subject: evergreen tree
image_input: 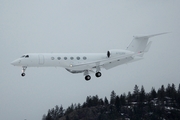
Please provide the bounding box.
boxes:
[110,90,116,104]
[166,83,171,97]
[120,94,126,106]
[86,96,92,107]
[42,114,46,120]
[171,83,176,99]
[46,110,52,120]
[82,102,87,108]
[157,85,165,101]
[70,103,74,110]
[99,98,104,105]
[134,85,139,95]
[178,84,180,94]
[65,104,74,115]
[177,84,180,107]
[74,103,77,110]
[139,85,145,103]
[115,96,120,111]
[54,105,59,120]
[66,115,70,120]
[50,108,55,120]
[104,97,109,105]
[151,87,157,99]
[92,95,99,106]
[59,105,64,118]
[77,103,81,109]
[127,91,132,104]
[133,85,139,101]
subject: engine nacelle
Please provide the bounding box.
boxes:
[107,49,126,58]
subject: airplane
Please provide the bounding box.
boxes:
[11,33,168,81]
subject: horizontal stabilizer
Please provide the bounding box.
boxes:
[133,32,169,39]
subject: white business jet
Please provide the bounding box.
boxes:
[11,33,167,81]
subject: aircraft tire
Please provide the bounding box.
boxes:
[85,75,91,81]
[21,73,25,77]
[95,72,101,77]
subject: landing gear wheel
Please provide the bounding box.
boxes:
[85,75,91,81]
[95,72,102,77]
[21,73,25,77]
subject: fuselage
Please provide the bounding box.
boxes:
[11,50,133,71]
[12,53,105,67]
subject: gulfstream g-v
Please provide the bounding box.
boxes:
[11,33,167,81]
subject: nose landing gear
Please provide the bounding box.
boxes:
[21,66,27,77]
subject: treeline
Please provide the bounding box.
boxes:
[42,83,180,120]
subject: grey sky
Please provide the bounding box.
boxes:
[1,1,180,120]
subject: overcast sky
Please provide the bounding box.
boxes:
[1,1,180,120]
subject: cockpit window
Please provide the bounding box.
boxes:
[25,55,29,58]
[21,55,29,58]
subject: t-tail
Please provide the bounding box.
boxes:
[126,32,168,57]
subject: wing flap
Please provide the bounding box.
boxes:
[102,57,133,70]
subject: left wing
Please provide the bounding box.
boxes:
[67,52,142,71]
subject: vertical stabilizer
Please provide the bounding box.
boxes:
[144,41,152,52]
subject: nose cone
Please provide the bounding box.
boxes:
[11,59,21,66]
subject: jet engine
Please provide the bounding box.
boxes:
[107,49,125,58]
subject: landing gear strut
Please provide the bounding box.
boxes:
[21,66,27,77]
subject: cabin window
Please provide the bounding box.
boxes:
[70,57,74,60]
[83,56,87,60]
[76,56,80,60]
[51,57,54,60]
[64,57,67,60]
[57,57,61,60]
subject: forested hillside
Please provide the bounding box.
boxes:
[42,83,180,120]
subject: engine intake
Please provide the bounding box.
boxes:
[107,51,110,58]
[107,49,126,58]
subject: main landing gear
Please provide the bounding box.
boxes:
[84,65,102,81]
[21,66,27,77]
[84,72,102,81]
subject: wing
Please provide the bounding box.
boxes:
[67,52,143,71]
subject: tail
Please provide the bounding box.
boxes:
[126,32,168,56]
